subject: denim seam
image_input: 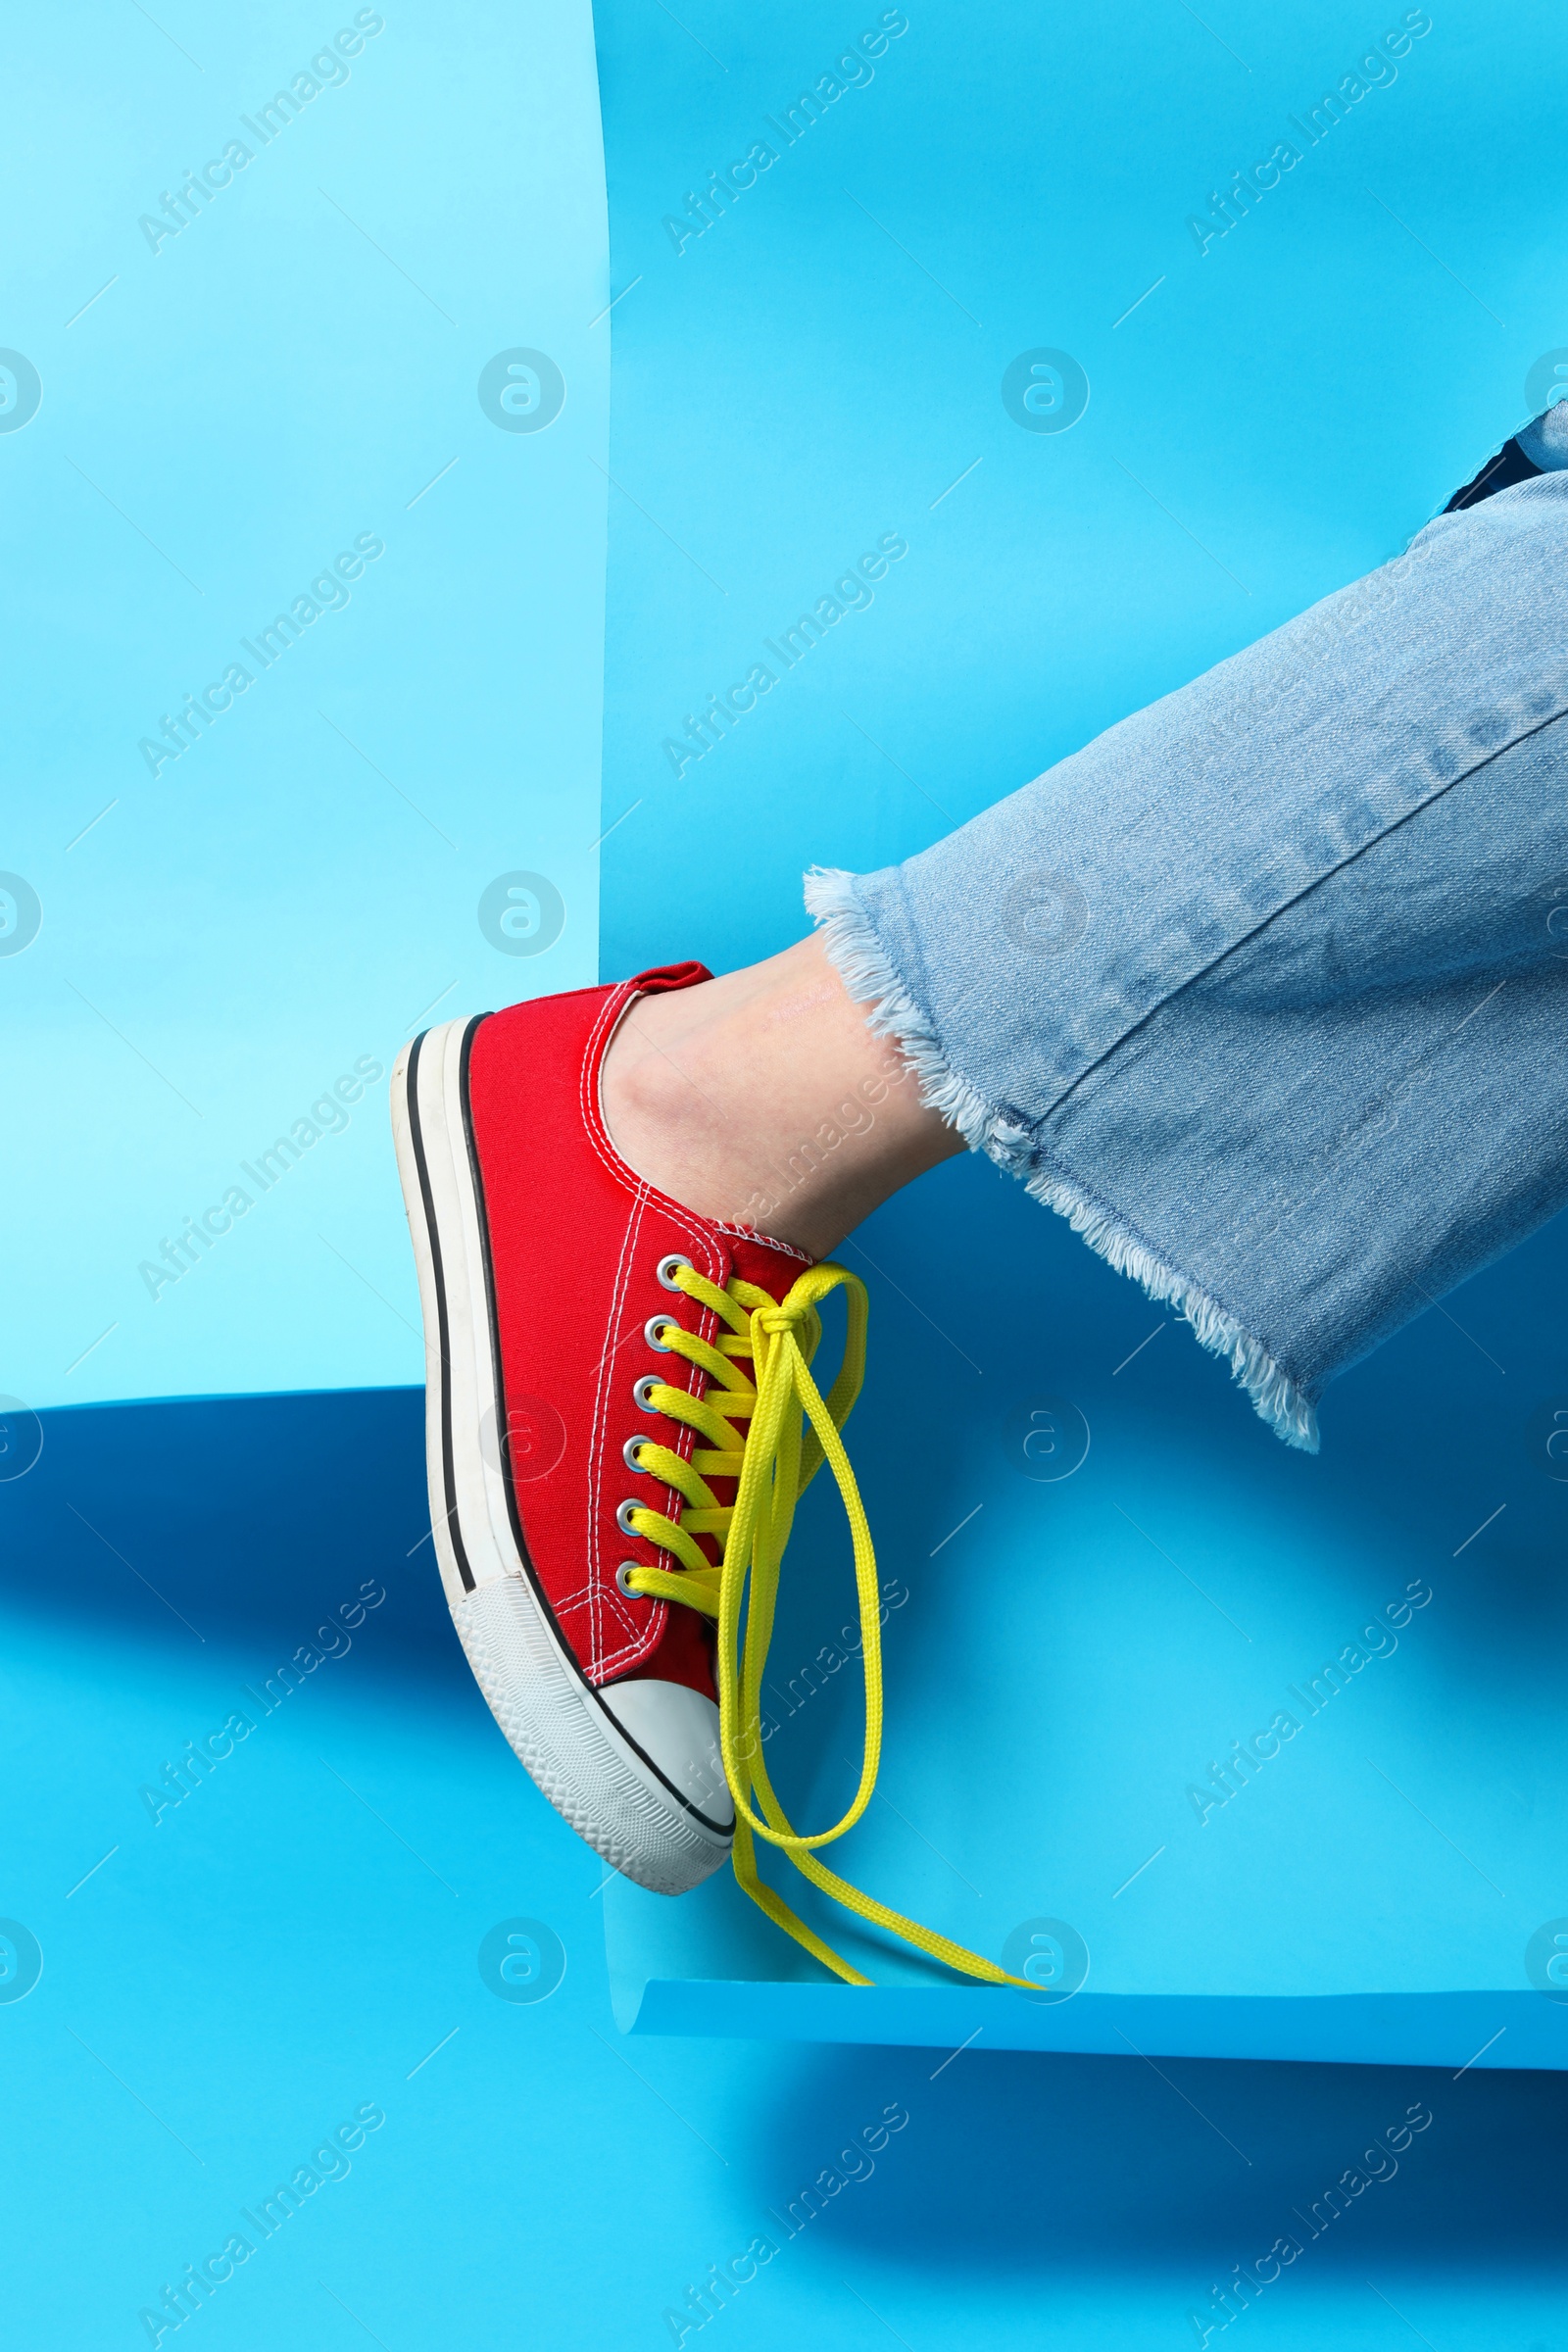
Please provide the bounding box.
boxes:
[1035,691,1568,1126]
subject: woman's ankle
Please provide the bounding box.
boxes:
[600,935,963,1256]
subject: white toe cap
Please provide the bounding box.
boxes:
[596,1679,735,1835]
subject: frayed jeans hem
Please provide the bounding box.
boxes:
[805,863,1320,1452]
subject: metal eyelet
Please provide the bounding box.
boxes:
[644,1314,677,1352]
[615,1497,644,1537]
[657,1252,694,1292]
[615,1561,647,1599]
[623,1435,649,1473]
[632,1373,662,1411]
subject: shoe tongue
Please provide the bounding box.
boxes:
[727,1228,813,1300]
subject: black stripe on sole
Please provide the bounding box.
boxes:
[408,1015,732,1844]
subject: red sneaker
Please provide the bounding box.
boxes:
[390,964,811,1894]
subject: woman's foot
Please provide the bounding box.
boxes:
[389,946,1015,1995]
[392,962,799,1895]
[390,946,953,1896]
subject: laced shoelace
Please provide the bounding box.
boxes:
[622,1259,1021,1988]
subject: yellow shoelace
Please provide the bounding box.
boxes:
[623,1261,1019,1988]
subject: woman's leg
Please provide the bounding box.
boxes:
[390,410,1568,1936]
[601,934,960,1257]
[606,398,1568,1268]
[615,446,1568,1451]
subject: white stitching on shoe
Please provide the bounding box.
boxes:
[709,1216,812,1260]
[579,986,647,1677]
[588,1185,644,1668]
[576,979,730,1682]
[571,979,812,1680]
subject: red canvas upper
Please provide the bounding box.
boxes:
[464,964,812,1696]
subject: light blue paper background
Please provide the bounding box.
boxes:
[1,0,606,1409]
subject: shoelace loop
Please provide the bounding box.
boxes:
[622,1261,1021,1991]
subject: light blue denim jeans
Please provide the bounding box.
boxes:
[808,456,1568,1449]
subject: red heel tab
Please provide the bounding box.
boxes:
[629,961,712,996]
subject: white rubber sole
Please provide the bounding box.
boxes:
[390,1018,733,1897]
